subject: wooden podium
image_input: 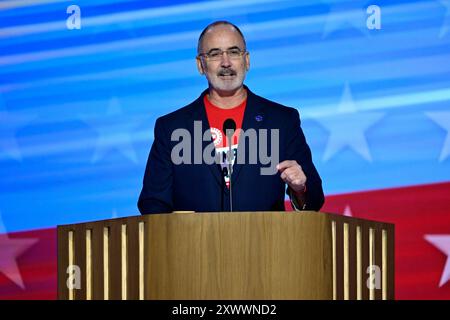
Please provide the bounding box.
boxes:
[57,212,394,300]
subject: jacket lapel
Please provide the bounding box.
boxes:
[188,90,223,186]
[231,88,265,185]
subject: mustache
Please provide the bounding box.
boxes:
[217,68,237,76]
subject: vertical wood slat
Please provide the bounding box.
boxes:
[343,223,349,300]
[126,219,140,300]
[66,230,75,300]
[91,224,104,300]
[57,228,69,300]
[86,229,92,300]
[387,226,395,300]
[139,222,145,300]
[361,225,370,300]
[73,225,87,300]
[348,222,357,300]
[332,221,336,300]
[68,230,74,300]
[356,225,362,300]
[382,229,388,300]
[103,227,109,300]
[374,227,383,300]
[121,224,127,300]
[369,228,375,300]
[109,223,122,300]
[335,220,344,300]
[145,219,153,300]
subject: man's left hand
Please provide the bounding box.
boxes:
[276,160,307,193]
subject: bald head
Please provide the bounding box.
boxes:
[197,21,246,54]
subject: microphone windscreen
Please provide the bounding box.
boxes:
[223,118,236,137]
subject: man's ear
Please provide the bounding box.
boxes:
[196,57,205,75]
[245,52,250,71]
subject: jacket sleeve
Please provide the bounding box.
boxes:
[138,117,174,214]
[285,108,325,211]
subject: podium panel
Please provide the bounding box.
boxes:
[57,212,394,300]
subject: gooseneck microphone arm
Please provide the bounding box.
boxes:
[223,118,236,212]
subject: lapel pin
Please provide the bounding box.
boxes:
[255,115,263,122]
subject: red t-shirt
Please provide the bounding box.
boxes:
[204,95,247,187]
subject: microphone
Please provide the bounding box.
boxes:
[223,118,236,212]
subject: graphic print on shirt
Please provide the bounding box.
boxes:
[211,128,238,188]
[204,95,247,188]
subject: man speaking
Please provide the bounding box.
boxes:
[138,21,324,214]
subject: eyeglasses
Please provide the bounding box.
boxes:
[198,48,247,61]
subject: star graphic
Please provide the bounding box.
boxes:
[322,0,371,38]
[343,205,353,217]
[81,97,139,164]
[0,212,39,289]
[0,93,34,161]
[427,111,450,162]
[315,83,385,162]
[424,234,450,287]
[439,0,450,38]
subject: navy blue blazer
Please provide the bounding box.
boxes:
[138,87,324,214]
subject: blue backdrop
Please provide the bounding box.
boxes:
[1,0,450,232]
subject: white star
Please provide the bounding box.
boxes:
[424,234,450,287]
[322,0,370,38]
[343,205,353,217]
[0,93,34,161]
[426,111,450,162]
[82,97,138,164]
[439,0,450,38]
[0,212,39,289]
[316,83,385,162]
